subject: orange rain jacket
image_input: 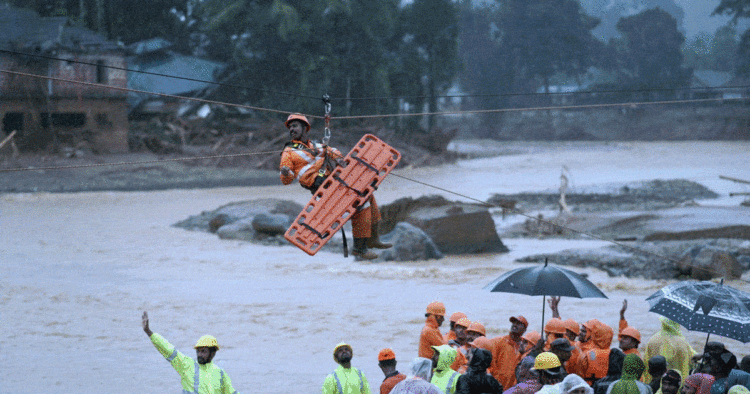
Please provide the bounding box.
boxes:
[618,318,642,358]
[492,335,525,390]
[579,321,614,385]
[419,315,446,359]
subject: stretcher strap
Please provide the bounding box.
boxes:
[332,174,367,197]
[352,155,378,173]
[301,222,326,239]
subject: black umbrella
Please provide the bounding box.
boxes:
[484,259,608,332]
[646,279,750,343]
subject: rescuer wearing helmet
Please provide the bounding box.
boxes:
[532,352,566,392]
[419,301,447,359]
[279,113,391,260]
[322,342,372,394]
[141,311,239,394]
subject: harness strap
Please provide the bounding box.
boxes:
[332,369,365,394]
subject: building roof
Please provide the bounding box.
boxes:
[0,4,120,52]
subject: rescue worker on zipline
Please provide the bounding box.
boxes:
[141,311,239,394]
[279,113,391,260]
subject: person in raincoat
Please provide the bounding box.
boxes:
[141,311,239,394]
[390,357,442,394]
[279,113,391,260]
[579,321,614,385]
[593,348,626,394]
[606,354,652,394]
[323,343,372,394]
[644,318,696,385]
[445,312,468,343]
[683,374,715,394]
[431,345,461,394]
[563,374,594,394]
[419,301,447,359]
[456,348,504,394]
[378,348,406,394]
[491,315,529,390]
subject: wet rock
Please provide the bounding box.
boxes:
[407,203,508,254]
[217,217,256,241]
[678,246,743,280]
[173,198,303,234]
[252,213,291,236]
[376,222,443,262]
[380,195,508,255]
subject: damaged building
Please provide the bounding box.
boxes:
[0,4,128,152]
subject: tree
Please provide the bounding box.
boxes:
[497,0,602,97]
[683,26,739,72]
[613,7,690,90]
[713,0,750,75]
[401,0,461,131]
[456,0,513,138]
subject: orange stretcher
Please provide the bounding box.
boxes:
[284,134,401,256]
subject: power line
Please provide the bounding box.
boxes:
[0,48,320,101]
[3,48,749,104]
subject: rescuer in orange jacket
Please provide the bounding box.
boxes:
[279,113,391,259]
[618,299,642,358]
[491,315,529,390]
[579,321,614,385]
[419,301,447,359]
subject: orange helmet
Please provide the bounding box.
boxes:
[378,348,396,361]
[467,321,486,336]
[619,326,641,343]
[455,318,471,328]
[426,301,446,316]
[469,336,494,352]
[285,113,310,131]
[523,330,541,344]
[450,312,468,323]
[544,318,566,335]
[563,318,580,335]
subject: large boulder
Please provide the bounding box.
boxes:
[174,198,303,238]
[677,245,744,280]
[406,204,508,255]
[380,195,508,255]
[376,222,443,261]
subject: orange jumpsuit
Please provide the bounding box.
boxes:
[280,139,381,238]
[419,315,445,359]
[491,335,525,390]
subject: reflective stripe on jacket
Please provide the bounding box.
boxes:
[280,140,342,188]
[322,365,371,394]
[150,333,239,394]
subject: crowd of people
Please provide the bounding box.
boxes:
[140,297,750,394]
[324,299,750,394]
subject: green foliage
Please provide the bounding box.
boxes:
[713,0,750,76]
[682,27,739,72]
[612,8,690,90]
[496,0,602,94]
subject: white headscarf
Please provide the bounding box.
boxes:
[562,374,593,394]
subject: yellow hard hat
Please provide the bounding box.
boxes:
[533,352,562,370]
[333,342,352,361]
[285,113,311,131]
[194,335,220,349]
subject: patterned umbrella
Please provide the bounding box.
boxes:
[484,259,607,332]
[646,280,750,343]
